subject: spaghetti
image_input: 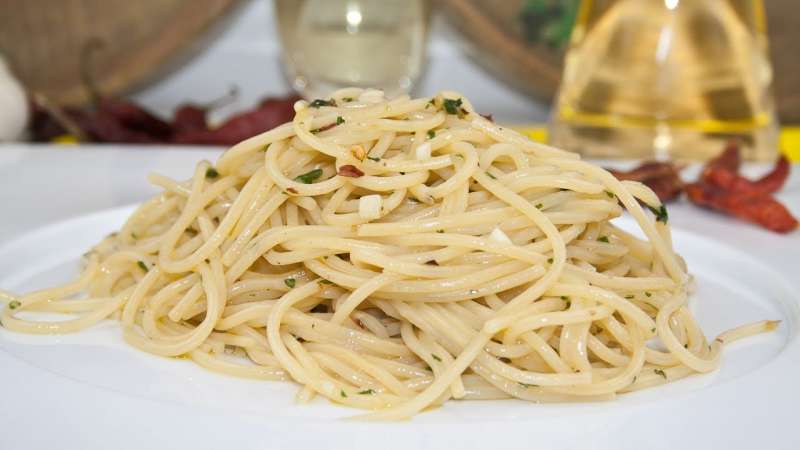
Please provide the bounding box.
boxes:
[0,89,777,419]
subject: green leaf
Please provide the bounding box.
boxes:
[648,204,669,223]
[427,130,436,139]
[597,236,609,243]
[205,168,219,179]
[336,116,345,125]
[442,98,463,115]
[358,389,375,395]
[431,354,442,362]
[284,278,296,288]
[294,168,323,184]
[310,99,336,108]
[8,300,21,310]
[137,261,148,272]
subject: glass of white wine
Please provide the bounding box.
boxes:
[274,0,431,99]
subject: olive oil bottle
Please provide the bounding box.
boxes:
[550,0,778,160]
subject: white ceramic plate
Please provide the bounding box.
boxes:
[1,204,798,450]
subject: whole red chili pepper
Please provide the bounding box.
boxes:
[686,182,798,233]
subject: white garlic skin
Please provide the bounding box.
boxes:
[0,57,29,142]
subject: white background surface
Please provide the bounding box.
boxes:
[0,144,799,450]
[131,0,551,124]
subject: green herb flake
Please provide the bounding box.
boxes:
[310,99,336,108]
[8,300,21,310]
[205,168,219,179]
[651,327,656,333]
[261,143,271,152]
[294,168,323,184]
[336,116,345,125]
[340,389,347,398]
[442,98,463,115]
[597,236,610,243]
[436,229,444,234]
[605,190,615,199]
[319,279,334,285]
[284,278,296,288]
[654,368,667,380]
[518,382,537,388]
[137,261,148,272]
[486,172,497,180]
[131,232,138,240]
[648,204,669,224]
[625,294,635,299]
[358,389,375,395]
[547,258,554,264]
[342,97,353,102]
[366,156,380,162]
[645,292,652,297]
[427,130,436,139]
[431,354,442,362]
[535,203,544,209]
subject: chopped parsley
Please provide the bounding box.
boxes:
[294,168,323,184]
[205,168,219,179]
[310,99,336,108]
[442,98,463,115]
[261,143,271,152]
[624,294,635,299]
[436,229,444,233]
[645,292,652,297]
[535,203,544,209]
[358,389,375,395]
[651,327,656,333]
[431,354,442,362]
[336,116,345,125]
[137,261,148,272]
[605,190,615,199]
[342,97,353,102]
[597,236,610,243]
[319,279,334,285]
[560,296,569,301]
[284,278,296,288]
[366,156,380,162]
[547,258,554,264]
[340,389,347,398]
[486,172,497,180]
[427,129,436,139]
[654,368,667,380]
[8,300,21,310]
[648,204,669,223]
[518,382,537,388]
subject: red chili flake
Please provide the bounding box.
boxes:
[608,161,684,202]
[337,165,364,178]
[286,187,298,194]
[686,182,798,233]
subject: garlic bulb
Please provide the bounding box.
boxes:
[0,55,29,141]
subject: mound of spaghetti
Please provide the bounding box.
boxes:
[0,89,775,419]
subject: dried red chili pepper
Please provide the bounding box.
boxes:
[686,182,798,233]
[172,105,208,133]
[703,155,790,197]
[608,161,684,202]
[337,165,365,178]
[171,95,300,145]
[702,140,741,179]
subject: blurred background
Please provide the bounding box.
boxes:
[1,0,798,161]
